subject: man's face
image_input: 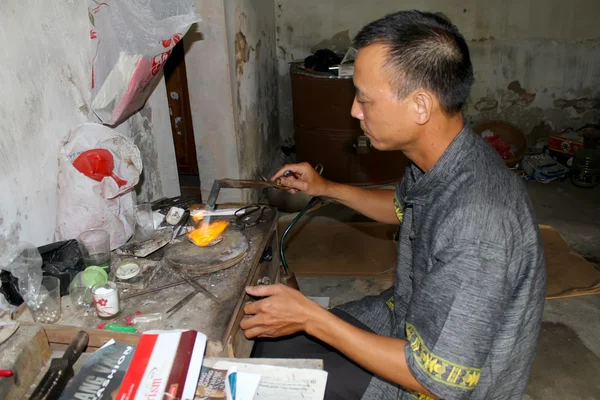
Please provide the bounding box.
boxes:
[351,44,416,151]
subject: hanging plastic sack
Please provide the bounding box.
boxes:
[55,123,142,249]
[88,0,201,125]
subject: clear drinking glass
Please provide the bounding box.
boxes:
[69,268,108,310]
[78,229,111,273]
[134,203,154,240]
[27,276,61,324]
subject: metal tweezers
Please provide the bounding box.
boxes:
[151,195,199,211]
[234,205,275,230]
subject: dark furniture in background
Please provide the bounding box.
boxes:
[291,63,408,185]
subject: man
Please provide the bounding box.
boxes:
[241,10,546,400]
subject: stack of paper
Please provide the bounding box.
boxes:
[198,361,328,400]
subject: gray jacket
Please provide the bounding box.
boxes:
[338,125,546,399]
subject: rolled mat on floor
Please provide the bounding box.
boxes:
[281,221,600,300]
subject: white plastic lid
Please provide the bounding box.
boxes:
[116,261,141,280]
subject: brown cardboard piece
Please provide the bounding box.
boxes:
[279,221,396,278]
[281,221,600,299]
[540,225,600,299]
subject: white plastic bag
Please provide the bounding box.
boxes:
[89,0,201,125]
[55,123,142,249]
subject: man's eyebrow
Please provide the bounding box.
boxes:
[355,87,367,98]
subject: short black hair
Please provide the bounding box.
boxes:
[354,10,474,115]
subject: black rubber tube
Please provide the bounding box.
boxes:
[279,196,320,274]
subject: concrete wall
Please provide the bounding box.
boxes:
[120,79,180,203]
[0,0,179,249]
[186,0,279,203]
[228,0,279,188]
[185,2,242,203]
[275,0,600,143]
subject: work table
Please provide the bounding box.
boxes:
[15,209,280,358]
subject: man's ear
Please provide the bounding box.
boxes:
[411,91,433,125]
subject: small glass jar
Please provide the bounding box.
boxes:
[91,281,120,319]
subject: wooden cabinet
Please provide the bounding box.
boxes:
[291,63,408,185]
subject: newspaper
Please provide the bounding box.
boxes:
[212,361,327,400]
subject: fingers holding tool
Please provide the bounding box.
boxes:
[271,162,327,196]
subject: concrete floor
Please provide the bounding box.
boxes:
[296,178,600,399]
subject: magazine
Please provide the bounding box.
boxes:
[59,339,136,400]
[195,366,227,400]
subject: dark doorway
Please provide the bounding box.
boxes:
[163,41,201,200]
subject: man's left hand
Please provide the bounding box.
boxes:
[241,284,322,339]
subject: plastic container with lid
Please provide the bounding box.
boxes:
[115,261,141,280]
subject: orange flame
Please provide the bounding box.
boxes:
[191,212,204,223]
[186,220,229,247]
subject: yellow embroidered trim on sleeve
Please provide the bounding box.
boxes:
[386,296,394,311]
[406,323,481,390]
[393,193,404,223]
[408,389,436,400]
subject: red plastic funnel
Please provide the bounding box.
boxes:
[73,149,127,187]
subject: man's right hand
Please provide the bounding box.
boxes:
[271,162,330,197]
[272,162,399,225]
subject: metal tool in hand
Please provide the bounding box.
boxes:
[165,265,222,318]
[205,164,323,211]
[30,331,89,400]
[277,163,324,181]
[282,164,323,178]
[203,164,324,292]
[205,179,288,211]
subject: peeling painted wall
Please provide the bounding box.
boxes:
[466,39,600,142]
[0,0,179,249]
[229,0,279,194]
[186,0,278,203]
[275,0,600,143]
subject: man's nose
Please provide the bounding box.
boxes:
[351,97,363,120]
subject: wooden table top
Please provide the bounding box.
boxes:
[17,214,277,355]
